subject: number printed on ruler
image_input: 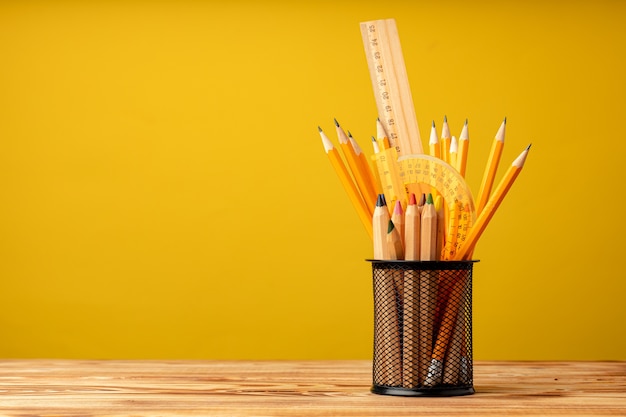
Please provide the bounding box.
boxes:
[364,23,401,152]
[398,155,476,259]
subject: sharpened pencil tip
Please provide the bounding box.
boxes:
[504,116,507,124]
[376,194,386,207]
[465,118,468,125]
[318,126,323,132]
[394,200,403,214]
[333,118,339,127]
[426,193,434,205]
[371,136,376,142]
[432,120,435,127]
[444,115,448,123]
[526,143,532,150]
[348,131,353,138]
[409,193,417,205]
[387,219,395,234]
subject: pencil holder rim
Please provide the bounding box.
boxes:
[366,259,479,263]
[366,259,479,269]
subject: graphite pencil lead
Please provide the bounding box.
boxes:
[526,143,532,150]
[334,118,340,127]
[495,119,506,142]
[376,194,386,207]
[371,136,380,153]
[444,115,448,123]
[387,219,395,233]
[318,126,323,132]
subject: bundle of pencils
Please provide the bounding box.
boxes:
[317,116,531,261]
[315,18,533,391]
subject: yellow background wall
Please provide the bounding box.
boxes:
[1,0,624,360]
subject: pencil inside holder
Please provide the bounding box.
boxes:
[368,260,477,397]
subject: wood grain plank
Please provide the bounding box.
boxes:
[0,360,624,416]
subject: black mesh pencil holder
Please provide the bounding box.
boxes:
[367,260,477,397]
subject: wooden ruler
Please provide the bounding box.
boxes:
[360,18,423,156]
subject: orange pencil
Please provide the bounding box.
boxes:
[475,118,506,215]
[440,116,451,164]
[335,119,378,211]
[318,126,373,238]
[369,136,384,195]
[348,130,379,209]
[457,144,531,260]
[456,119,469,177]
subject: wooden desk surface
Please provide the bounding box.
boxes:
[0,360,624,416]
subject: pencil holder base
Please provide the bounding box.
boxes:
[367,260,477,397]
[372,385,475,397]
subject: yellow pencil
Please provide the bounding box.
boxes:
[456,144,531,260]
[440,116,451,164]
[376,117,391,150]
[456,119,469,177]
[435,195,445,261]
[475,117,506,215]
[318,126,373,239]
[348,130,380,209]
[428,120,440,159]
[369,136,384,195]
[335,119,379,211]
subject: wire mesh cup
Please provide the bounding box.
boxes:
[367,260,477,397]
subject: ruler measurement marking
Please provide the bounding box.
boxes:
[361,19,423,156]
